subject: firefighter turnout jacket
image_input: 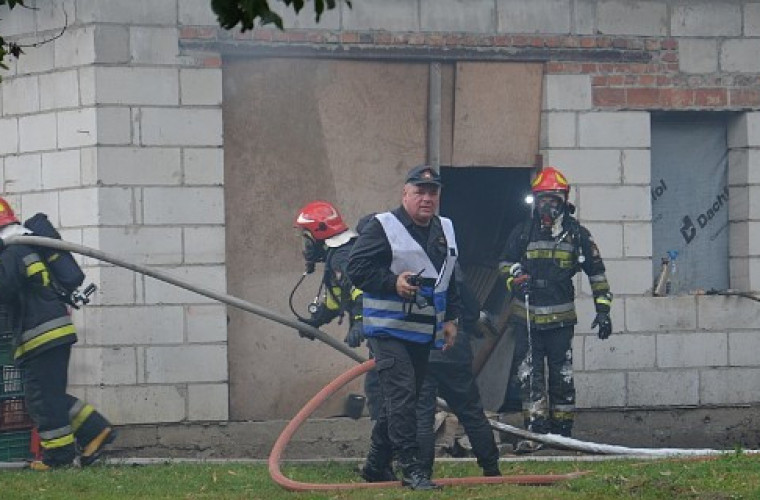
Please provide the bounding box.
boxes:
[0,237,77,361]
[500,216,611,329]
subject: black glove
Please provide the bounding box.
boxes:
[344,320,365,348]
[591,312,612,340]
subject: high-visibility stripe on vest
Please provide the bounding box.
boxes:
[363,212,457,343]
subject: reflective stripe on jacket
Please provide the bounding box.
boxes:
[0,244,78,362]
[501,217,610,330]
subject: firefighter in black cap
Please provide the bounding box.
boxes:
[348,165,459,491]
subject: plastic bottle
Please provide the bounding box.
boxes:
[666,250,679,295]
[653,257,670,296]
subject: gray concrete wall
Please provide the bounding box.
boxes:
[0,0,226,426]
[178,0,760,421]
[2,0,760,452]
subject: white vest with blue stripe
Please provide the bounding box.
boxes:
[363,212,458,343]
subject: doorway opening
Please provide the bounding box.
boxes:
[440,166,532,302]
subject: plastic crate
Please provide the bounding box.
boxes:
[0,397,33,432]
[0,364,23,397]
[0,429,32,462]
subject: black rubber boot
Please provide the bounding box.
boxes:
[550,418,573,437]
[398,454,441,490]
[482,463,502,476]
[515,415,547,454]
[360,443,396,483]
[526,415,550,435]
[514,439,544,454]
[360,464,396,482]
[401,470,441,490]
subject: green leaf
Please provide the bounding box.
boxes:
[314,0,324,20]
[259,11,283,30]
[6,0,27,9]
[210,0,345,32]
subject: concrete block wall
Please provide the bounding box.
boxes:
[175,0,760,415]
[0,0,226,424]
[3,0,760,429]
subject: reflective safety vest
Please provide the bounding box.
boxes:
[362,212,457,343]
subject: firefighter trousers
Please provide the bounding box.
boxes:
[21,344,112,465]
[509,322,576,436]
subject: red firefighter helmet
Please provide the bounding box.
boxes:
[0,197,19,227]
[531,166,570,197]
[294,201,349,241]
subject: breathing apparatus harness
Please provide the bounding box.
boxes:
[23,213,98,309]
[288,248,350,331]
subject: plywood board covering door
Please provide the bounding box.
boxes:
[451,62,543,167]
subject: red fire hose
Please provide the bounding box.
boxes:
[267,359,587,491]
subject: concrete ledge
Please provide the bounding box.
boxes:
[109,418,374,460]
[108,407,760,460]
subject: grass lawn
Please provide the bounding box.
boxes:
[1,453,759,499]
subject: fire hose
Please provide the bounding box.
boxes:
[4,235,364,364]
[6,236,755,489]
[267,359,585,490]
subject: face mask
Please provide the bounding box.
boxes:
[536,194,565,228]
[302,231,326,273]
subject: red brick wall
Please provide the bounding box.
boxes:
[180,29,760,110]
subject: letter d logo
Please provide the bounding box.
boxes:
[680,216,696,244]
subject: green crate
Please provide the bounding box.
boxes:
[0,429,32,462]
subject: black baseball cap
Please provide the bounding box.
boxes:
[405,165,442,186]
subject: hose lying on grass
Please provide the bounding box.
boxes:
[267,359,587,491]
